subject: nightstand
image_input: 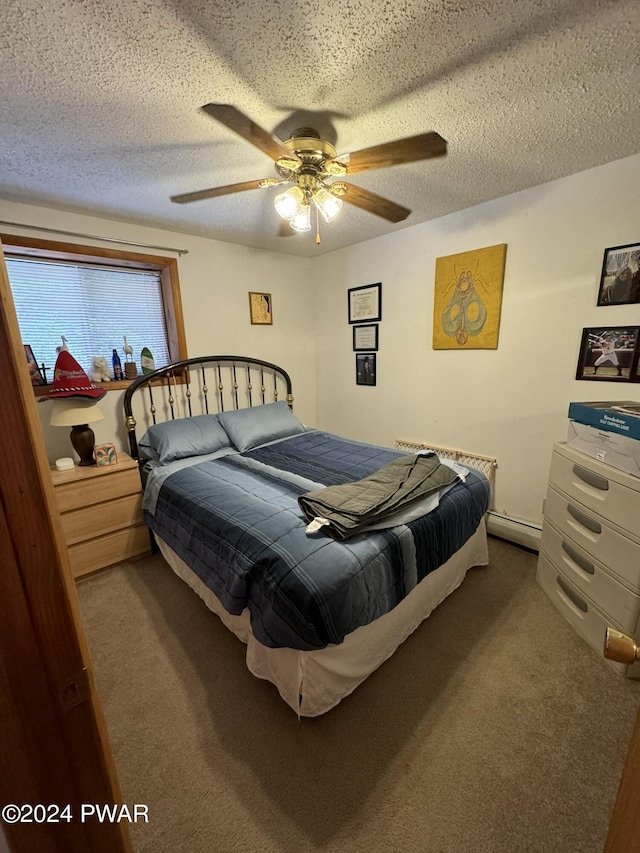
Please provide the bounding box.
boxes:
[51,452,151,578]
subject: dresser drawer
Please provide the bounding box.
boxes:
[536,552,640,678]
[545,485,640,592]
[60,493,144,545]
[54,467,141,512]
[540,519,640,633]
[549,444,640,537]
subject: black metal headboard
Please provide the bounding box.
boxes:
[123,355,293,463]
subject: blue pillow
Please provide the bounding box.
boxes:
[217,402,306,452]
[138,414,232,463]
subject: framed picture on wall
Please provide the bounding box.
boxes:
[356,353,376,386]
[597,242,640,305]
[575,326,640,382]
[432,243,507,349]
[353,324,379,351]
[348,283,381,324]
[249,292,273,325]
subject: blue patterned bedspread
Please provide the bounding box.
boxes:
[144,430,490,650]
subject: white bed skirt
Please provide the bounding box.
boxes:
[155,519,488,717]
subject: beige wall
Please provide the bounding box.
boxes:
[311,153,640,525]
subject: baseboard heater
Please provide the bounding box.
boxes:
[394,438,541,552]
[485,511,542,552]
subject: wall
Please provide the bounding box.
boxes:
[311,154,640,526]
[0,200,316,464]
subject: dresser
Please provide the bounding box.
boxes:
[537,442,640,677]
[51,452,151,578]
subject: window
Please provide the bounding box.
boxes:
[1,234,187,389]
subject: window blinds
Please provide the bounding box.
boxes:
[6,257,170,378]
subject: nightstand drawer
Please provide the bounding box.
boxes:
[540,519,640,632]
[545,485,640,592]
[69,525,151,577]
[54,467,141,512]
[60,493,144,545]
[549,444,640,536]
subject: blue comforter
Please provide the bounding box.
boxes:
[144,430,490,650]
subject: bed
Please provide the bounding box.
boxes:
[123,355,491,716]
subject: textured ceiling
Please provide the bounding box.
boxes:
[1,0,639,257]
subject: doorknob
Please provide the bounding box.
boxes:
[604,627,639,666]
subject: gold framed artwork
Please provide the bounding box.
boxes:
[432,244,507,349]
[249,292,273,325]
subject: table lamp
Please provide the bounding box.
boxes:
[50,399,106,466]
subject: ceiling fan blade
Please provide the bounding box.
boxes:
[201,103,299,164]
[345,132,447,175]
[341,183,411,223]
[170,179,267,204]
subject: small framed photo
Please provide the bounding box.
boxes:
[24,344,45,385]
[597,243,640,305]
[94,444,118,466]
[353,323,379,352]
[576,326,640,382]
[348,283,382,324]
[356,353,377,386]
[249,292,273,325]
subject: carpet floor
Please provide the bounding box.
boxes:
[77,536,639,853]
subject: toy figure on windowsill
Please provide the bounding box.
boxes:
[91,356,111,383]
[123,336,137,379]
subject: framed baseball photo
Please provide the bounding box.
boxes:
[575,326,640,382]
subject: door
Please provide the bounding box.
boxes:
[0,238,131,852]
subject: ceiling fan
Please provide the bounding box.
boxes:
[170,104,447,239]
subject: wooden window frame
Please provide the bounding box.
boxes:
[0,233,188,396]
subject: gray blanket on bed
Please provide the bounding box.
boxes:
[297,452,459,540]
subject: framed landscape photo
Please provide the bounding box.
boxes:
[355,353,376,386]
[353,323,379,351]
[249,292,273,325]
[575,326,640,382]
[348,283,381,324]
[597,242,640,305]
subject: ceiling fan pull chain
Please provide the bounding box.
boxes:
[315,207,321,245]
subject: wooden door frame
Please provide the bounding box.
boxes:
[0,238,131,851]
[604,705,640,852]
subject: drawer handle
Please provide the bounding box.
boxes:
[556,575,588,613]
[561,540,595,575]
[567,503,601,534]
[572,464,609,491]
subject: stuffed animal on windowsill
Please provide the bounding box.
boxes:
[91,356,112,383]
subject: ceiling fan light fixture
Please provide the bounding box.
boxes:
[313,187,343,223]
[324,159,347,176]
[289,204,312,233]
[276,155,303,172]
[274,185,304,220]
